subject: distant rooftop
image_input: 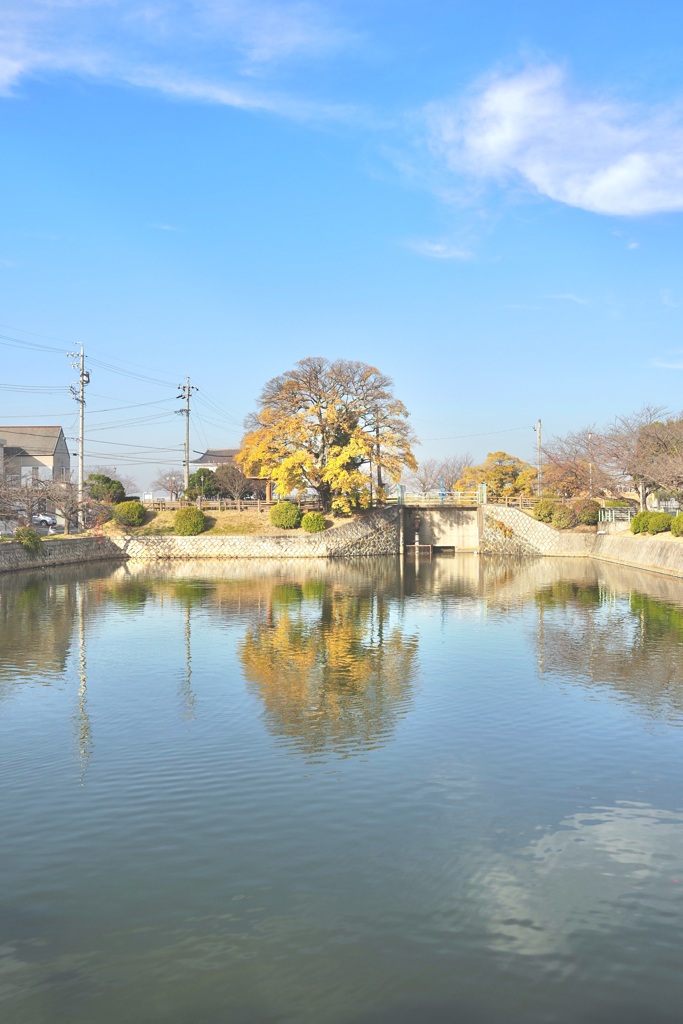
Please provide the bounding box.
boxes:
[0,425,65,457]
[191,448,240,466]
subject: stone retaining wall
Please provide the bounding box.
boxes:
[0,536,126,574]
[108,507,400,560]
[482,506,594,556]
[0,508,402,574]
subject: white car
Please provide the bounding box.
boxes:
[32,513,57,527]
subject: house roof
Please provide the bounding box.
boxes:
[191,448,240,466]
[0,426,65,457]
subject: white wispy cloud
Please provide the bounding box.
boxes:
[424,63,683,216]
[0,0,357,119]
[405,239,473,261]
[550,292,590,305]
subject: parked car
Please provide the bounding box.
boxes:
[32,513,57,527]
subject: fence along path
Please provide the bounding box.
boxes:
[145,497,321,512]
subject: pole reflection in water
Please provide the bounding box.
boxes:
[178,601,196,722]
[73,580,93,783]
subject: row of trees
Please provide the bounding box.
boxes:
[403,406,683,507]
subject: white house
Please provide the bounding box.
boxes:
[0,426,71,484]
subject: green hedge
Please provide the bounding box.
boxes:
[532,498,558,523]
[14,526,42,555]
[270,501,302,529]
[301,511,327,533]
[573,498,600,526]
[671,514,683,537]
[646,511,672,535]
[112,500,146,528]
[174,507,206,535]
[551,505,577,529]
[630,510,653,534]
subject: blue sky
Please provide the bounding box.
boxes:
[2,0,683,488]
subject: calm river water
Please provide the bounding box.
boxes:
[2,555,683,1023]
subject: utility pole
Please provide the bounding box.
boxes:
[177,377,198,493]
[68,344,90,526]
[375,406,383,500]
[535,418,542,497]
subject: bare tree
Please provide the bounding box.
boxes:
[215,463,254,510]
[439,453,473,491]
[600,405,669,508]
[152,468,184,500]
[43,481,95,535]
[0,477,49,526]
[407,458,442,495]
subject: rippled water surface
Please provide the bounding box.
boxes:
[2,555,683,1023]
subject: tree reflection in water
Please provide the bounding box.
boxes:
[533,575,683,720]
[240,579,418,758]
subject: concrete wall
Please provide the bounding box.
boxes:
[593,534,683,577]
[403,506,479,550]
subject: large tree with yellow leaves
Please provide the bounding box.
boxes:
[237,357,417,512]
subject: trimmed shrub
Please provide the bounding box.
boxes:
[174,507,206,535]
[301,511,327,533]
[671,514,683,537]
[14,525,42,555]
[551,505,577,529]
[630,510,652,534]
[532,498,559,523]
[573,498,600,526]
[270,501,302,529]
[604,499,633,508]
[647,511,672,535]
[112,500,146,528]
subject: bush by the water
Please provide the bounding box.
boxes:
[631,510,653,534]
[573,498,600,526]
[174,507,206,535]
[671,514,683,537]
[551,505,577,529]
[646,511,672,535]
[301,511,327,533]
[112,500,146,528]
[14,525,42,554]
[532,498,558,523]
[269,501,302,529]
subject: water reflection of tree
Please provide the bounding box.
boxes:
[240,581,418,757]
[534,581,683,719]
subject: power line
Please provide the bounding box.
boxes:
[420,425,535,441]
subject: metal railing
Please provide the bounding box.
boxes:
[598,507,635,523]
